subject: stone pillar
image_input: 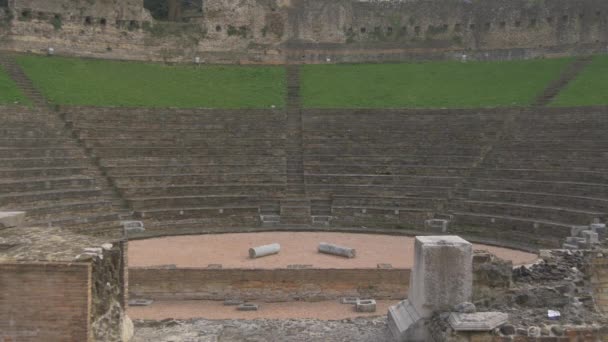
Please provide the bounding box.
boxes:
[388,235,473,341]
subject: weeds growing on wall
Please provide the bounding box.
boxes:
[50,15,62,30]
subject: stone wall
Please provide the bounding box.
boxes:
[0,262,92,342]
[11,0,148,21]
[589,250,608,313]
[129,267,409,302]
[91,242,131,342]
[2,0,608,63]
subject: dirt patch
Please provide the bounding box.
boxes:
[128,232,537,269]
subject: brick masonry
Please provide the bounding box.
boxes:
[589,252,608,313]
[129,267,409,302]
[0,262,92,342]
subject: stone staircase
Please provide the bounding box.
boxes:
[533,56,593,107]
[282,64,312,225]
[0,52,133,229]
[285,64,305,196]
[0,53,48,108]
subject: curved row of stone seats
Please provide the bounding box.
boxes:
[0,106,123,236]
[450,107,608,247]
[302,109,504,229]
[63,107,287,231]
[329,195,438,227]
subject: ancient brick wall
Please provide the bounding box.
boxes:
[129,267,409,302]
[0,262,92,342]
[589,251,608,313]
[11,0,148,21]
[2,0,608,63]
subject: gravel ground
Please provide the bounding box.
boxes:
[133,317,392,342]
[129,300,398,321]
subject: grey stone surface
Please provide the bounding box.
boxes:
[528,326,541,337]
[424,219,449,233]
[237,303,259,311]
[409,236,473,317]
[249,243,280,259]
[453,302,476,313]
[122,221,145,234]
[387,300,427,342]
[571,225,589,237]
[356,299,377,313]
[0,211,26,229]
[340,297,359,305]
[582,230,599,244]
[128,299,154,307]
[388,235,474,341]
[318,242,356,258]
[448,312,508,331]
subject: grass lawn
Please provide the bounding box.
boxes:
[0,65,29,105]
[301,58,571,108]
[16,55,285,108]
[552,55,608,107]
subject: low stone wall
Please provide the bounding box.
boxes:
[129,267,409,302]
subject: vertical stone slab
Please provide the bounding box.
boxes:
[388,235,473,341]
[409,235,473,317]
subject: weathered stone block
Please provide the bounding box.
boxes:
[582,230,599,244]
[356,299,377,312]
[448,312,508,331]
[0,211,26,229]
[388,235,473,342]
[128,299,153,307]
[387,300,426,342]
[122,220,145,234]
[409,236,473,317]
[237,303,259,311]
[571,225,589,237]
[424,219,449,233]
[340,297,359,304]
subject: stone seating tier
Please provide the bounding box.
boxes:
[462,178,608,197]
[103,164,283,176]
[456,200,604,223]
[462,189,608,212]
[118,184,285,197]
[90,147,285,158]
[99,157,285,168]
[127,195,263,210]
[0,176,97,194]
[450,212,570,248]
[0,148,84,159]
[134,206,260,221]
[0,189,103,206]
[0,157,90,168]
[0,166,89,179]
[470,168,608,183]
[112,173,286,187]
